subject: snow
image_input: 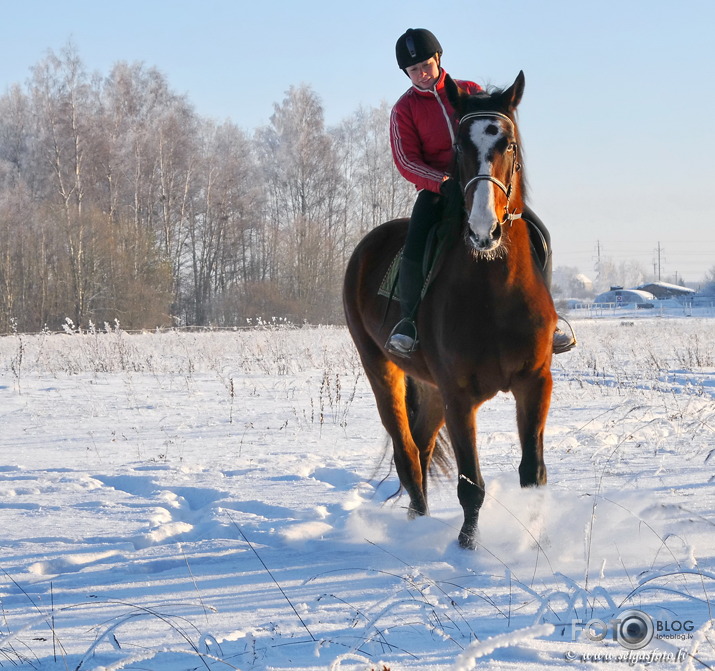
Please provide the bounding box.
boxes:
[0,317,714,670]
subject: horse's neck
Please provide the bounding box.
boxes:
[503,220,538,281]
[454,221,539,292]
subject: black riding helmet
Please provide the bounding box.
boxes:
[395,28,443,70]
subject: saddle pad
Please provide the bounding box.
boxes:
[378,249,402,301]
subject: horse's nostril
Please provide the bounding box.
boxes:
[468,224,502,251]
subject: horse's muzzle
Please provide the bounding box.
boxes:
[467,222,503,254]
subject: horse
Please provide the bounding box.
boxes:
[342,71,557,550]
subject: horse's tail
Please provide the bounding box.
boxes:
[431,428,453,477]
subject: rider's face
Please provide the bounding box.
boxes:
[406,56,440,90]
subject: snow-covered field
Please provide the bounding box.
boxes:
[1,315,713,671]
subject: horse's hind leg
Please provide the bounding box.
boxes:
[360,353,429,517]
[405,378,445,500]
[512,369,552,487]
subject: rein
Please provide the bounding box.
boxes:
[454,111,522,224]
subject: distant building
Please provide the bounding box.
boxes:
[573,273,594,294]
[634,281,696,299]
[593,287,657,306]
[552,268,594,298]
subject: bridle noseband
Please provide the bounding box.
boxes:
[455,111,522,224]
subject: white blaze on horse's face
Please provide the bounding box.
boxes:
[466,119,505,253]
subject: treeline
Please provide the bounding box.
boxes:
[0,45,414,333]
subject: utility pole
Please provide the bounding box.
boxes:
[654,242,663,281]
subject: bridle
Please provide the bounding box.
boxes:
[454,111,523,224]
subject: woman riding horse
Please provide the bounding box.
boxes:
[344,54,563,548]
[388,28,575,356]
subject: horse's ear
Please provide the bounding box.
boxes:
[444,74,463,117]
[502,70,525,113]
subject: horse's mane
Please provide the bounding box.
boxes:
[480,82,508,96]
[460,85,516,114]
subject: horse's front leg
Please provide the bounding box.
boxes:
[512,368,552,487]
[443,396,484,549]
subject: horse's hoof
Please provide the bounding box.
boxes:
[407,503,429,520]
[519,469,547,488]
[458,529,478,550]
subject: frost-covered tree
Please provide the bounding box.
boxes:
[255,84,345,322]
[0,48,429,332]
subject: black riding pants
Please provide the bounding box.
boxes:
[402,190,442,265]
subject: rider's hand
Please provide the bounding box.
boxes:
[440,177,461,200]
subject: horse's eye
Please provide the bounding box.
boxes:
[507,143,517,153]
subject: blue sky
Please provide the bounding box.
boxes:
[1,0,714,283]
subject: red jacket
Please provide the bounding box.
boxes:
[390,69,482,193]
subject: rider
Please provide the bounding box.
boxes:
[388,28,576,356]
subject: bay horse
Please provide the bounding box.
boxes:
[342,71,556,549]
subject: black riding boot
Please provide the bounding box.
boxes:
[523,205,552,283]
[385,190,441,356]
[386,256,424,356]
[523,207,576,354]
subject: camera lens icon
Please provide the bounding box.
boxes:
[616,609,654,650]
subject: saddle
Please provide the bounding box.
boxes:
[379,184,464,302]
[378,211,549,302]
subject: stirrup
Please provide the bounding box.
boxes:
[385,318,419,358]
[553,316,577,355]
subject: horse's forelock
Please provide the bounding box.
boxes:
[460,88,514,118]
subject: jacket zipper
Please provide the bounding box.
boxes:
[433,89,456,146]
